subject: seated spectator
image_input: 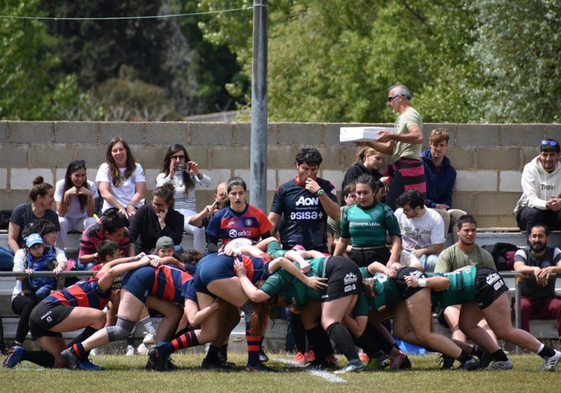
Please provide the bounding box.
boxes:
[11,219,67,348]
[341,147,385,205]
[128,183,184,255]
[156,144,211,253]
[513,224,561,336]
[328,183,357,242]
[515,138,561,233]
[0,177,60,271]
[395,189,445,272]
[422,128,466,242]
[96,137,146,219]
[78,209,132,270]
[55,160,98,250]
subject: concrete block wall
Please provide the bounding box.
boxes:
[1,121,559,228]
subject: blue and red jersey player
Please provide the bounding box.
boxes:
[206,204,272,247]
[44,276,111,310]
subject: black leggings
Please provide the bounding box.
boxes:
[12,293,39,344]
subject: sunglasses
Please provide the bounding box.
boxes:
[387,94,401,102]
[170,154,185,160]
[541,140,558,147]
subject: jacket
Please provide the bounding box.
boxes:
[422,149,457,208]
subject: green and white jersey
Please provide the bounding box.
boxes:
[259,268,321,306]
[340,203,400,247]
[431,266,477,308]
[362,273,402,311]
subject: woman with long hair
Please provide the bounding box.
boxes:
[0,177,60,271]
[206,177,272,253]
[96,137,146,219]
[156,144,211,253]
[55,160,98,249]
[341,147,386,205]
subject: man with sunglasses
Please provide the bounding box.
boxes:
[515,139,561,233]
[364,84,425,210]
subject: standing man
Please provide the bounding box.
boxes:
[434,215,497,368]
[365,84,425,210]
[269,147,340,253]
[395,189,445,272]
[422,128,466,242]
[513,224,561,336]
[515,139,561,233]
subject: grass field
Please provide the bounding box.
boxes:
[1,352,557,393]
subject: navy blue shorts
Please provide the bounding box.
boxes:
[122,266,156,303]
[29,301,72,338]
[181,279,197,302]
[193,254,236,297]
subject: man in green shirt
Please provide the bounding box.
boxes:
[434,214,497,368]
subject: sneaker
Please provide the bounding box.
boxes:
[245,362,279,372]
[77,359,104,371]
[477,351,492,369]
[460,357,480,371]
[436,354,455,370]
[542,349,561,371]
[487,359,514,370]
[401,355,412,370]
[304,350,315,363]
[126,345,135,356]
[167,356,178,371]
[326,354,339,367]
[259,348,269,363]
[202,357,232,370]
[61,348,80,369]
[366,353,390,370]
[359,352,369,363]
[143,333,156,345]
[90,348,99,357]
[147,347,167,372]
[389,350,406,370]
[137,343,152,355]
[3,346,23,368]
[294,351,306,364]
[334,359,365,374]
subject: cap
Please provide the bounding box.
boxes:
[155,236,174,250]
[26,233,44,248]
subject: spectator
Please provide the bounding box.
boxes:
[515,138,561,233]
[78,209,132,270]
[55,160,98,250]
[0,177,60,271]
[206,177,272,253]
[395,189,445,272]
[128,183,185,255]
[156,144,211,253]
[341,147,385,205]
[422,128,466,242]
[434,214,498,367]
[328,183,357,241]
[513,224,561,336]
[268,147,339,253]
[334,174,402,267]
[364,84,425,209]
[11,219,67,348]
[96,137,146,219]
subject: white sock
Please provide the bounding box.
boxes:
[139,316,156,335]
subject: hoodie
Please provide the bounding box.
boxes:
[514,156,561,214]
[422,149,457,208]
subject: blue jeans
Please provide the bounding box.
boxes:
[418,254,438,273]
[0,246,14,271]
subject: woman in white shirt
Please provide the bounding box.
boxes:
[55,160,98,249]
[156,144,211,252]
[96,137,146,219]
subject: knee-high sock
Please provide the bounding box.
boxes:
[246,321,262,366]
[67,327,98,349]
[364,323,393,354]
[305,325,330,363]
[326,322,359,362]
[352,331,380,358]
[290,313,307,353]
[159,330,200,358]
[22,349,55,368]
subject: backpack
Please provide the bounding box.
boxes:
[0,210,12,230]
[481,242,519,271]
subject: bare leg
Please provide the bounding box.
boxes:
[207,277,249,308]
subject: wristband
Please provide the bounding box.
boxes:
[418,279,427,288]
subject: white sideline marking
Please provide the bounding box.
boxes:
[276,358,347,383]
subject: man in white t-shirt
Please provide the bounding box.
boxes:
[394,189,445,272]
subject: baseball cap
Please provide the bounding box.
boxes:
[26,233,44,248]
[155,236,174,250]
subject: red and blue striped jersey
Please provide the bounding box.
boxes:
[151,265,193,304]
[43,278,111,309]
[206,204,272,246]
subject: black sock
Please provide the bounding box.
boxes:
[206,345,220,361]
[365,323,394,354]
[305,325,328,363]
[219,344,228,362]
[67,327,98,348]
[470,344,485,358]
[290,313,307,353]
[352,331,380,358]
[457,352,472,364]
[326,322,359,362]
[22,349,55,368]
[491,349,508,361]
[538,345,555,358]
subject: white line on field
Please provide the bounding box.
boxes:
[276,357,347,383]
